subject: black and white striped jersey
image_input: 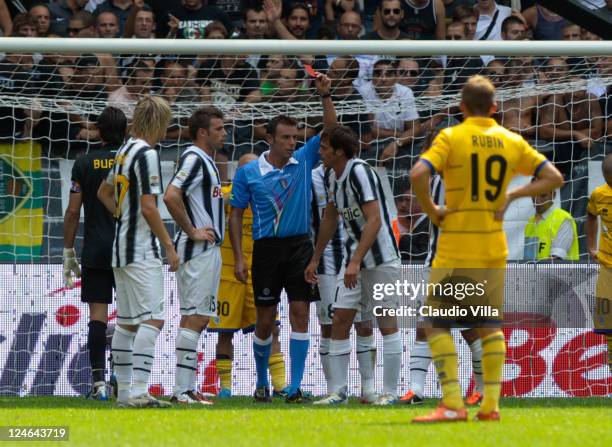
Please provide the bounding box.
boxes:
[170,145,224,264]
[424,175,445,268]
[326,158,399,269]
[106,137,162,268]
[311,164,345,276]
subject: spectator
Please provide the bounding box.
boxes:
[475,0,513,41]
[443,0,473,18]
[94,0,134,35]
[594,56,612,139]
[581,28,602,41]
[249,64,309,104]
[123,4,156,38]
[95,10,120,37]
[167,0,233,39]
[453,4,477,40]
[0,0,12,36]
[539,57,604,221]
[284,0,323,38]
[324,0,361,23]
[213,0,242,26]
[336,10,361,40]
[265,0,309,39]
[158,58,199,104]
[501,15,526,41]
[12,13,38,37]
[240,6,268,72]
[395,58,438,98]
[494,58,538,139]
[108,60,153,118]
[356,59,420,163]
[203,19,229,38]
[485,59,506,89]
[392,181,429,262]
[362,0,408,40]
[327,55,373,150]
[561,22,581,41]
[524,186,579,261]
[435,21,483,94]
[397,0,446,40]
[522,3,565,41]
[68,11,96,37]
[29,3,51,37]
[198,54,259,105]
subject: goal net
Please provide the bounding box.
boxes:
[0,39,610,397]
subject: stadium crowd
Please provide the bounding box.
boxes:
[0,0,611,262]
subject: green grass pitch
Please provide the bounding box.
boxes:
[1,397,610,447]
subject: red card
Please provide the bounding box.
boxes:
[304,64,320,78]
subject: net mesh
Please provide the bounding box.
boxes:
[0,49,610,396]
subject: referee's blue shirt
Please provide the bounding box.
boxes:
[230,134,321,240]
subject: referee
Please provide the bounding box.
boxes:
[229,73,337,403]
[63,106,127,400]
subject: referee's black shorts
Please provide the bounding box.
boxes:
[81,266,115,304]
[252,234,320,307]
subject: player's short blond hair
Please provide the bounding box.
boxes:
[461,75,496,116]
[131,95,172,143]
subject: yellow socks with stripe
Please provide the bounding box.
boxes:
[428,332,463,410]
[216,356,232,391]
[480,331,507,414]
[269,352,287,392]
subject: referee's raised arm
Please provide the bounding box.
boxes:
[315,74,337,130]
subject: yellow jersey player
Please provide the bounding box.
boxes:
[209,153,287,398]
[586,153,612,375]
[410,75,563,422]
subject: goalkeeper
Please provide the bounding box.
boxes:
[63,106,128,400]
[586,153,612,374]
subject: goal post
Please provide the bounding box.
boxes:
[0,38,610,397]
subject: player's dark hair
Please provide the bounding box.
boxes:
[97,106,127,146]
[267,115,298,136]
[321,124,358,159]
[189,106,225,140]
[501,16,525,34]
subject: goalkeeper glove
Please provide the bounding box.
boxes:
[63,248,81,289]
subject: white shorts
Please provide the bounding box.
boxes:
[114,258,164,325]
[333,261,400,319]
[316,273,337,325]
[177,246,221,317]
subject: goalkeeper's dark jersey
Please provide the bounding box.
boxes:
[70,145,117,269]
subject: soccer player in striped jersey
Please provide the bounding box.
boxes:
[586,154,612,375]
[97,95,178,408]
[63,106,127,401]
[163,107,226,405]
[311,163,378,403]
[411,76,562,422]
[306,124,403,406]
[399,174,485,406]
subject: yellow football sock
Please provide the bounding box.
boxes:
[428,332,463,410]
[217,358,232,391]
[269,352,286,392]
[607,334,612,373]
[480,331,507,414]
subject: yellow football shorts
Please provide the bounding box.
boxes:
[594,265,612,333]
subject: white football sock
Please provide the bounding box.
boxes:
[356,335,376,395]
[382,332,402,396]
[329,339,351,395]
[111,325,136,402]
[409,340,432,398]
[174,328,201,397]
[469,338,484,393]
[131,324,161,397]
[319,336,331,394]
